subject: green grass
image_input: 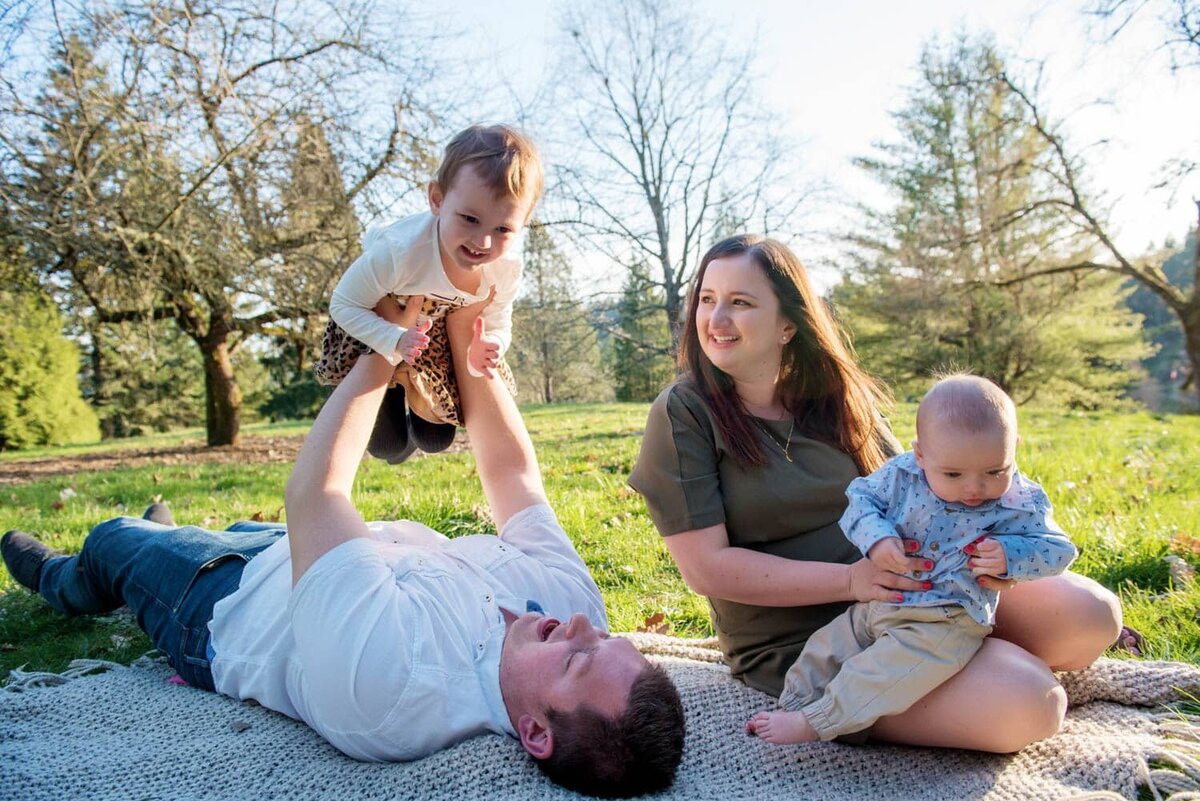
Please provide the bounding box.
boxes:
[1,403,1198,679]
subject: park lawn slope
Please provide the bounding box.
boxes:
[1,404,1197,678]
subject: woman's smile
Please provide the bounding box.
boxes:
[696,253,794,383]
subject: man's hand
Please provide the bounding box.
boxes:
[965,537,1008,578]
[868,536,910,574]
[468,317,500,378]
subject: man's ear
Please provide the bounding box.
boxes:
[517,713,554,760]
[428,181,444,215]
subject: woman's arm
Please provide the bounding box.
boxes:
[665,522,926,607]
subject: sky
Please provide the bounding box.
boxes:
[443,0,1198,289]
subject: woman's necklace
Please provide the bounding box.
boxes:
[754,415,795,463]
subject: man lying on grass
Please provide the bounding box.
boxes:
[1,302,685,799]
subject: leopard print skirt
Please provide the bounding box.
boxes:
[314,295,516,428]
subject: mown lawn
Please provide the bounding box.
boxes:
[1,404,1198,679]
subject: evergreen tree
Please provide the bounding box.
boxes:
[509,224,609,403]
[608,262,674,402]
[837,36,1151,406]
[255,115,361,420]
[84,321,205,437]
[0,289,100,449]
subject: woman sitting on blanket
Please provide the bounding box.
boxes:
[628,234,1123,751]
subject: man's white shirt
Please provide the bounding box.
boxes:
[208,504,607,761]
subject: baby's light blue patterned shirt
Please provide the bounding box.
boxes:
[840,451,1077,625]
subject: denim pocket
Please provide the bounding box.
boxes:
[137,527,257,611]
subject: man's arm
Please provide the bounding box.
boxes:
[284,351,394,586]
[445,307,547,530]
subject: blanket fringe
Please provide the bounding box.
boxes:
[4,659,123,692]
[3,651,164,693]
[1123,717,1200,801]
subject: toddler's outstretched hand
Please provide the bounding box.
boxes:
[965,537,1008,578]
[868,536,910,574]
[397,318,432,363]
[468,317,500,379]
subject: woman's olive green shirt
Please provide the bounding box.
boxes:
[628,381,865,698]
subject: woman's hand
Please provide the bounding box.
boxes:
[847,556,929,603]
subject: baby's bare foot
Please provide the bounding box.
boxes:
[745,709,819,744]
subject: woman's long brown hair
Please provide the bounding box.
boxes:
[678,234,893,475]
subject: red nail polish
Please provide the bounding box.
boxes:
[922,581,932,590]
[893,593,904,602]
[924,560,934,570]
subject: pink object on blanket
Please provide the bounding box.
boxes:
[167,674,188,686]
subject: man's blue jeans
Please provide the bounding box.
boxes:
[37,517,286,690]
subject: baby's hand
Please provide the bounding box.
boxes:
[965,537,1008,578]
[868,537,910,574]
[467,317,500,379]
[397,318,432,363]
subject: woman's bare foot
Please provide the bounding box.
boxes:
[745,709,820,744]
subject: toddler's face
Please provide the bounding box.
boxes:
[913,426,1017,507]
[429,164,532,273]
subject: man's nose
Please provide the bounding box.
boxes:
[565,613,595,642]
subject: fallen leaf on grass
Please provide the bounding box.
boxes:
[1171,533,1200,557]
[250,511,265,522]
[637,613,671,635]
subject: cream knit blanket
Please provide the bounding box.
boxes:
[4,634,1200,801]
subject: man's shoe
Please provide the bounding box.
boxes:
[143,502,176,526]
[1,530,58,593]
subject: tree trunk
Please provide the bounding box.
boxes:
[88,334,117,439]
[541,339,554,403]
[665,286,683,357]
[1183,302,1200,410]
[202,333,242,446]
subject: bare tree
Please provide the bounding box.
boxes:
[547,0,811,353]
[1087,0,1199,184]
[985,70,1200,406]
[1087,0,1199,69]
[839,37,1151,407]
[0,1,439,445]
